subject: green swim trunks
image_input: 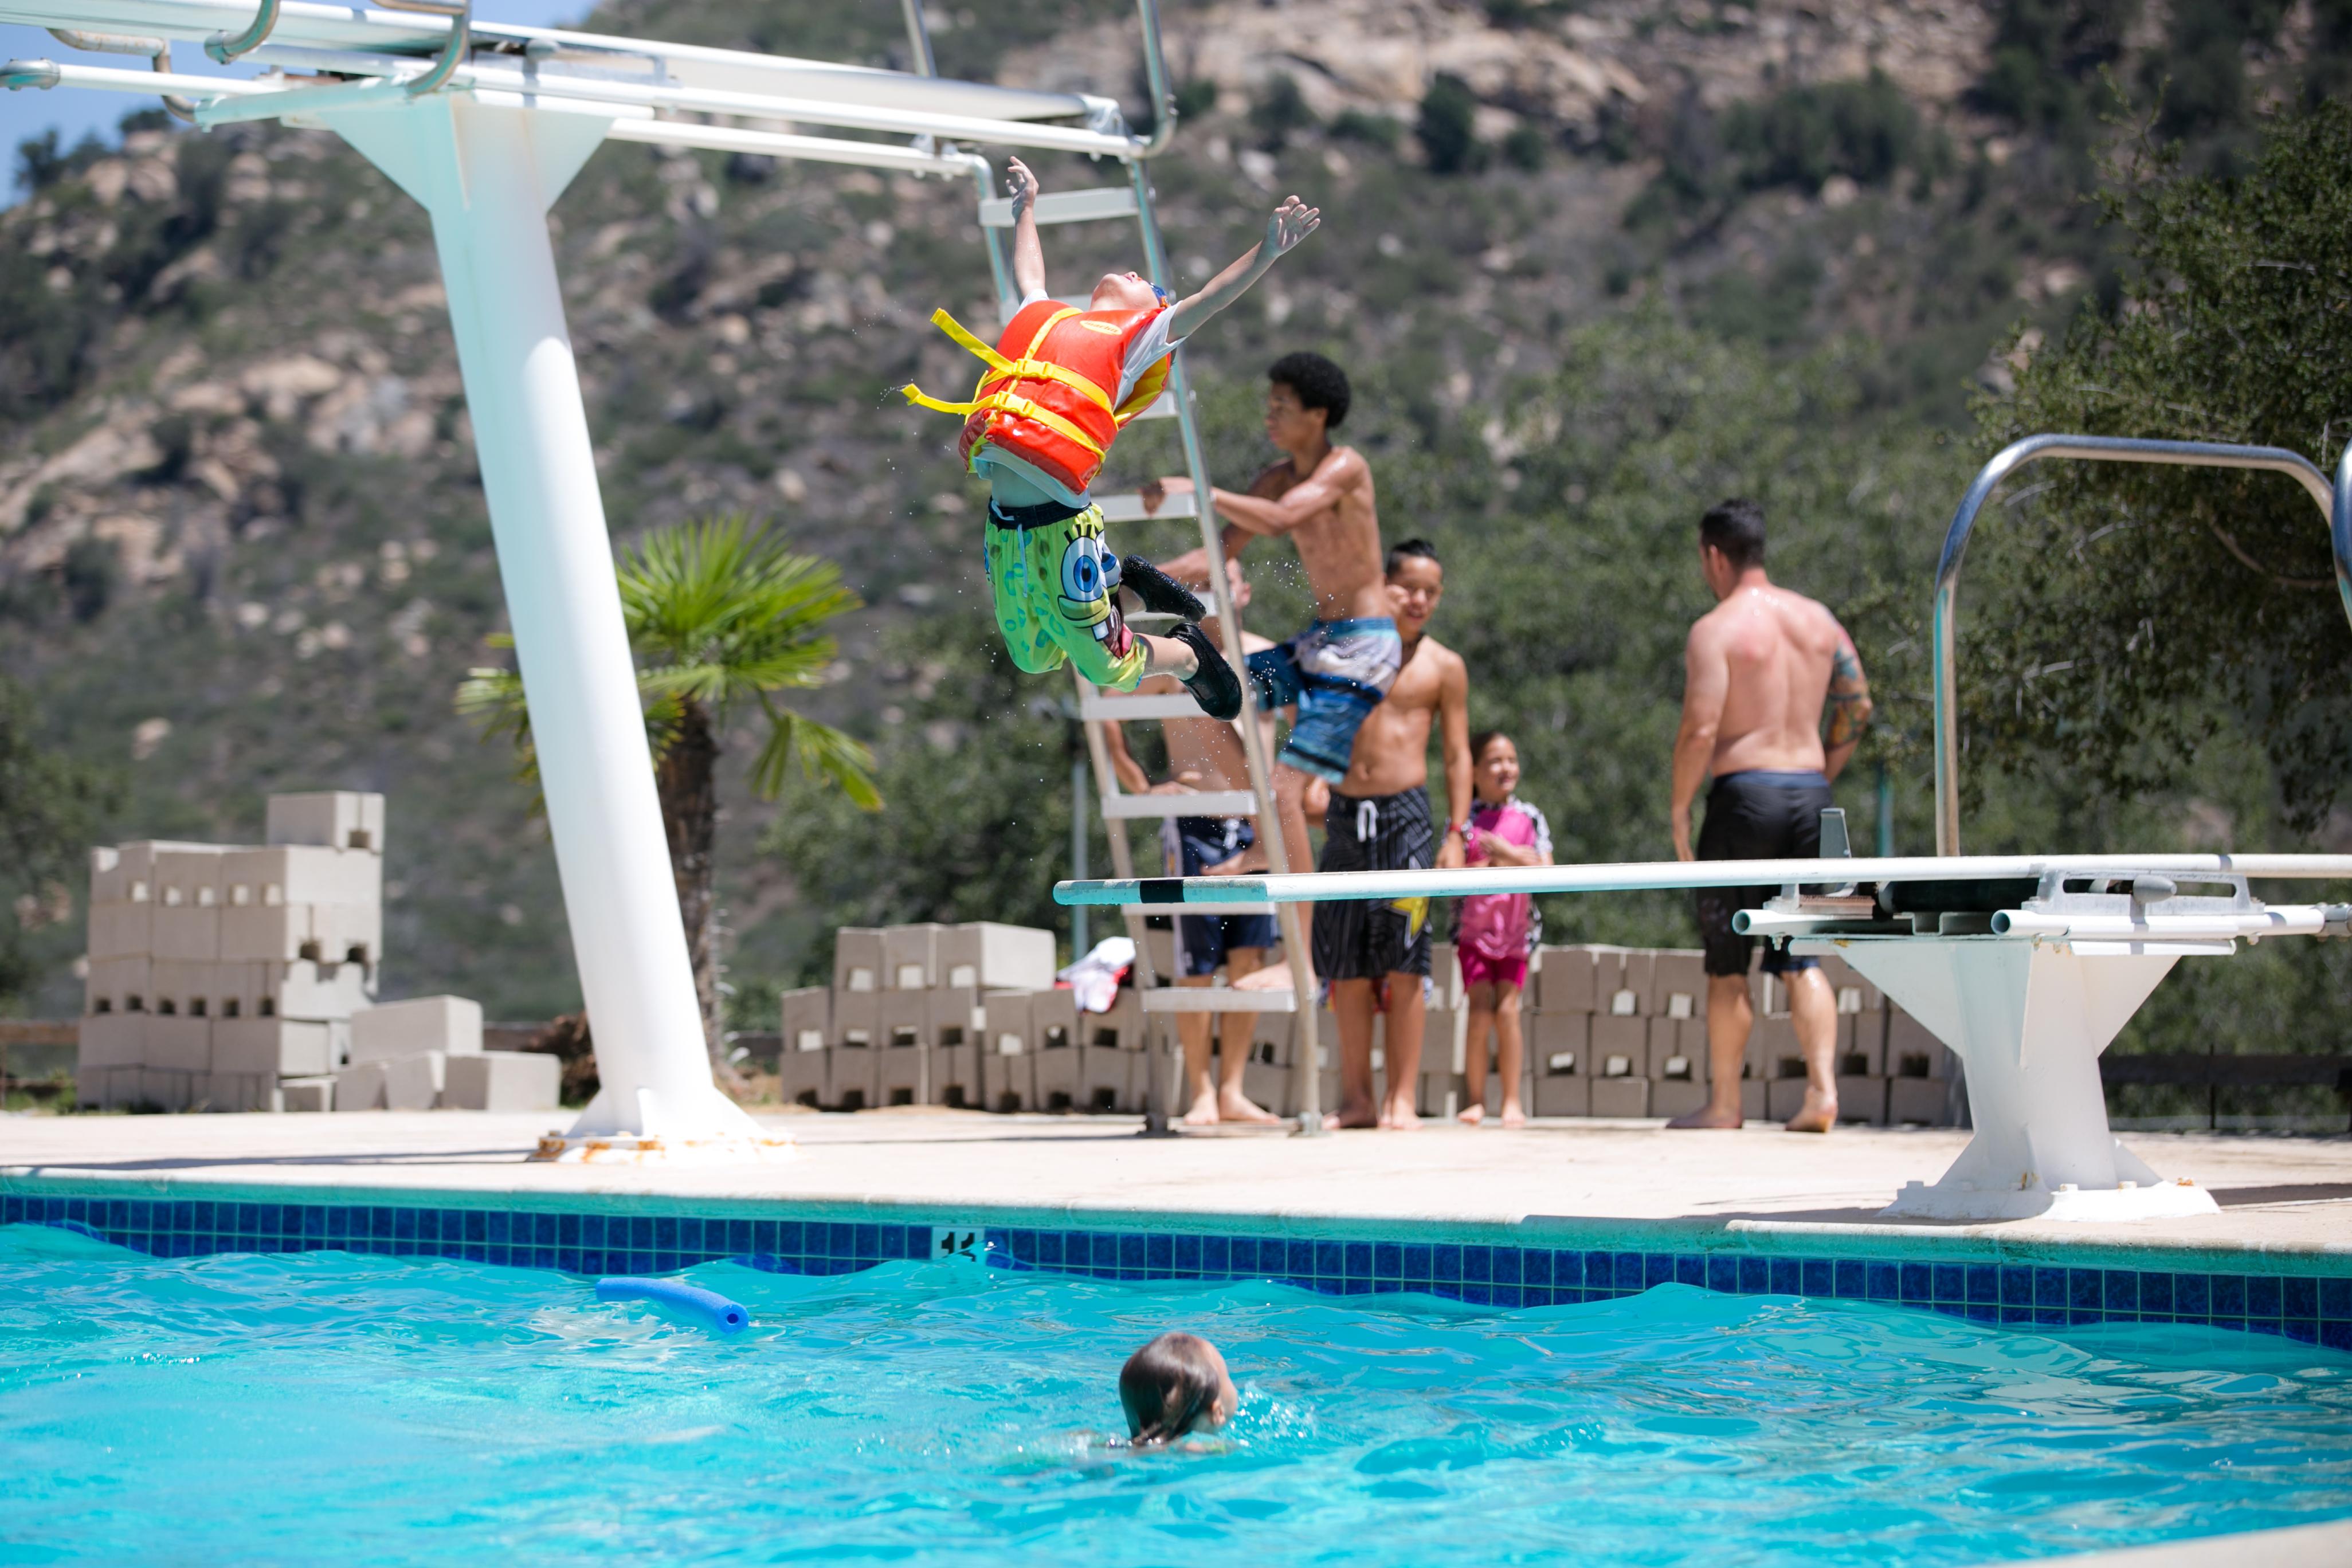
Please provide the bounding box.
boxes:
[983,501,1148,691]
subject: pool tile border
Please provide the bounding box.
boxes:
[6,1190,2349,1351]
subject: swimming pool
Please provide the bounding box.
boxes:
[6,1224,2349,1565]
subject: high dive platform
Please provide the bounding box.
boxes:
[3,0,1248,1161]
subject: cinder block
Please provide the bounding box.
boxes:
[1836,1075,1888,1126]
[148,849,226,962]
[1246,1006,1291,1063]
[1416,1065,1462,1119]
[1644,1016,1682,1079]
[148,960,211,1018]
[1589,1014,1645,1081]
[1755,1014,1804,1082]
[1742,1077,1766,1120]
[1652,951,1708,1019]
[85,955,149,1016]
[983,991,1034,1111]
[1651,1078,1710,1119]
[194,1072,273,1112]
[223,845,382,914]
[927,987,982,1049]
[774,1033,828,1108]
[928,1042,981,1109]
[381,1050,445,1110]
[1589,1076,1651,1118]
[1429,942,1461,1010]
[280,1075,335,1112]
[828,1038,878,1112]
[445,1050,560,1111]
[1533,946,1596,1013]
[260,958,374,1021]
[150,904,220,963]
[76,1064,131,1109]
[1836,1010,1885,1077]
[87,900,151,959]
[1889,1075,1957,1126]
[146,1016,212,1071]
[266,791,385,853]
[1089,989,1145,1052]
[138,1068,195,1111]
[211,1017,334,1077]
[1886,1009,1947,1080]
[1241,1055,1291,1118]
[334,1061,388,1111]
[311,903,382,969]
[1617,950,1658,1014]
[351,996,481,1064]
[881,923,946,990]
[89,844,126,904]
[1679,1017,1715,1079]
[1532,1011,1586,1077]
[1532,1069,1587,1117]
[876,1000,927,1108]
[79,1012,146,1069]
[1139,924,1176,986]
[879,989,928,1050]
[833,928,884,994]
[219,902,312,963]
[938,922,1057,992]
[779,986,830,1052]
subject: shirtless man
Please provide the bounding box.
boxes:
[1314,540,1471,1129]
[1099,575,1285,1127]
[1146,352,1395,901]
[1666,498,1873,1134]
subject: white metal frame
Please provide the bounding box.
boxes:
[3,0,1213,1160]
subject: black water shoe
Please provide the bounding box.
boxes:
[1120,556,1206,621]
[1172,623,1243,720]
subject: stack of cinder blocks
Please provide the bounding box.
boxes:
[81,793,386,1112]
[1520,942,1956,1124]
[325,993,554,1112]
[776,922,1135,1114]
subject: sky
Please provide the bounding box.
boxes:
[2,0,590,201]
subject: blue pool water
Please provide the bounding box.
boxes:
[3,1224,2350,1566]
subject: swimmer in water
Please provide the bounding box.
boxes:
[1119,1331,1238,1446]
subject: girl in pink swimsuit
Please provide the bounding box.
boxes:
[1454,731,1552,1126]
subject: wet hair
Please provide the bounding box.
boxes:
[1699,497,1767,571]
[1119,1332,1224,1445]
[1268,351,1351,432]
[1471,730,1514,763]
[1386,537,1440,577]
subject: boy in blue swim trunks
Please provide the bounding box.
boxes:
[1146,353,1401,905]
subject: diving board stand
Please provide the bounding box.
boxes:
[1073,854,2352,1221]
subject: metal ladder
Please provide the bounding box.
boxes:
[903,0,1319,1135]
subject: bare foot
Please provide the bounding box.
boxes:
[1232,966,1296,993]
[1784,1093,1838,1134]
[1323,1098,1379,1130]
[1379,1099,1422,1131]
[1499,1102,1527,1128]
[1181,1095,1221,1127]
[1217,1088,1282,1124]
[1457,1104,1485,1126]
[1667,1104,1743,1130]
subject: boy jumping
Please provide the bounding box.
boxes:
[903,157,1319,720]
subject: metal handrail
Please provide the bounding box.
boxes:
[1932,433,2347,854]
[205,0,280,64]
[371,0,469,96]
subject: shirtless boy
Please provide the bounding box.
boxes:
[1666,499,1873,1134]
[1314,540,1471,1130]
[1147,353,1394,899]
[903,158,1319,722]
[1100,575,1285,1127]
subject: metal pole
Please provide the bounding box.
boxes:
[1875,761,1894,859]
[1070,753,1089,961]
[897,0,938,77]
[1930,434,2342,856]
[320,97,767,1155]
[1124,155,1324,1132]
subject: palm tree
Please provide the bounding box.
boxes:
[458,516,880,1083]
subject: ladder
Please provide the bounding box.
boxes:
[905,1,1319,1134]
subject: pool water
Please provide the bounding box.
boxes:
[5,1224,2350,1566]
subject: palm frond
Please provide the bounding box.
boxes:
[750,700,881,810]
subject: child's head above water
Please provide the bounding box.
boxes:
[1119,1332,1238,1445]
[1471,730,1520,803]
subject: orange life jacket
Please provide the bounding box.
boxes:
[901,300,1174,497]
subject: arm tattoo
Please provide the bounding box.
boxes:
[1825,644,1869,748]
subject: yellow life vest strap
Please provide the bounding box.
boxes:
[900,305,1118,422]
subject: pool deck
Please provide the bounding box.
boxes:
[6,1110,2349,1271]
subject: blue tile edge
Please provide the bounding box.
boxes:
[4,1188,2348,1352]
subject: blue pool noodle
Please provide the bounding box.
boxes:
[594,1277,751,1335]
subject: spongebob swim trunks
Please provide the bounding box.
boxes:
[983,496,1148,691]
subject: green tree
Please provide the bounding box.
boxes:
[1972,101,2352,826]
[0,676,120,1011]
[458,516,878,1074]
[1417,73,1484,175]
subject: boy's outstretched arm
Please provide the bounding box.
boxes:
[1166,195,1320,340]
[1006,156,1046,302]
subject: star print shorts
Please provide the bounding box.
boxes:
[983,499,1148,691]
[1311,785,1435,981]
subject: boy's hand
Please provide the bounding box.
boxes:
[1006,156,1040,219]
[1139,475,1193,515]
[1265,195,1320,257]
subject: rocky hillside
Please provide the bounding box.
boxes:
[0,0,2323,1018]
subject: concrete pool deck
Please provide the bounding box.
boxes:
[6,1109,2348,1269]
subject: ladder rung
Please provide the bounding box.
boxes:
[1119,901,1275,916]
[1099,790,1259,818]
[979,187,1139,228]
[1139,987,1299,1013]
[1082,692,1208,722]
[1096,491,1196,523]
